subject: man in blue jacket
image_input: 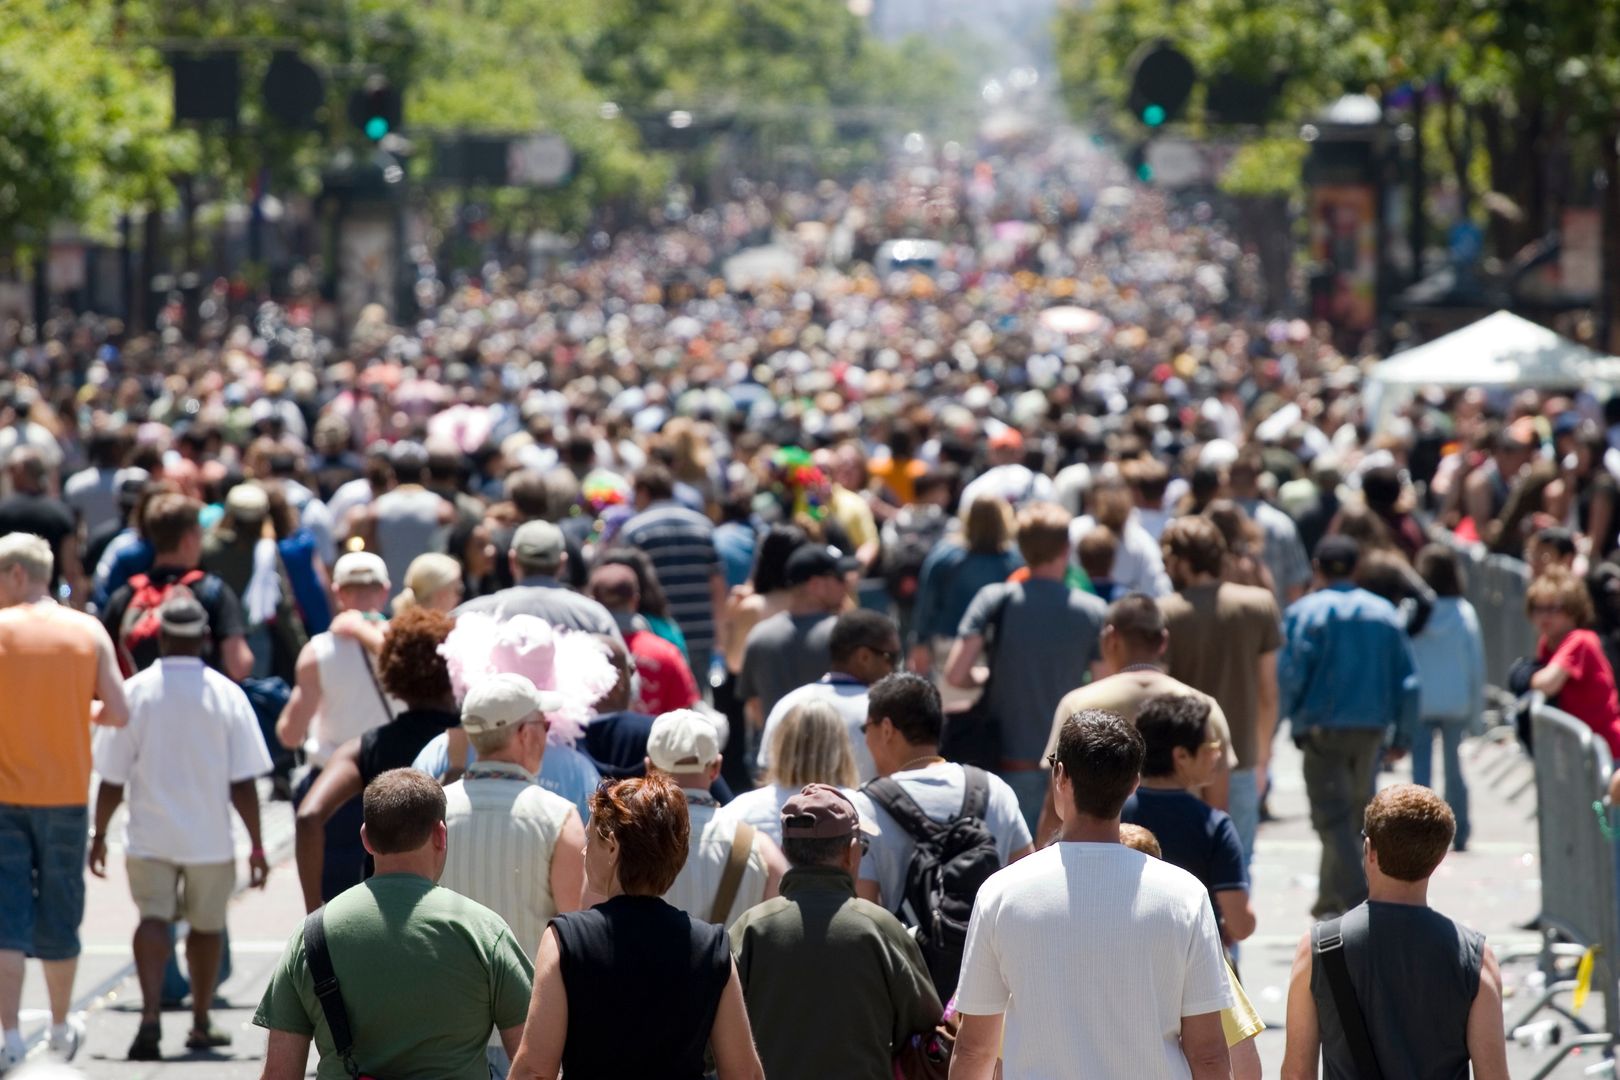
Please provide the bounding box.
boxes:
[1280,535,1420,920]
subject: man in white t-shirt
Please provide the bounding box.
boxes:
[89,595,273,1061]
[648,709,787,927]
[852,673,1033,915]
[953,709,1233,1080]
[759,608,899,783]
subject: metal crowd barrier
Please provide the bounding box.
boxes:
[1510,702,1618,1079]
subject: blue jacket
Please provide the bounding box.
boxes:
[1279,583,1421,746]
[1409,596,1485,725]
[911,544,1023,641]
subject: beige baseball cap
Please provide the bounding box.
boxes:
[461,673,566,736]
[647,709,722,771]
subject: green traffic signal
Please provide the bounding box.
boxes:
[1136,161,1154,182]
[1142,104,1167,126]
[364,116,390,140]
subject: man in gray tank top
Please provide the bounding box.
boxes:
[1281,784,1509,1080]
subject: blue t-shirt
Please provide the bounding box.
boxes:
[1121,787,1248,902]
[411,735,602,822]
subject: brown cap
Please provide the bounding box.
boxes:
[780,784,866,841]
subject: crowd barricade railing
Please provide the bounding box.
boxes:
[1436,532,1533,711]
[1507,700,1617,1079]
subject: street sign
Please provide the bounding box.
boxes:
[508,135,574,187]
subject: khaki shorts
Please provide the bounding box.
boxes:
[126,858,235,932]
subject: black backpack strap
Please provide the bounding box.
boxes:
[1313,918,1386,1080]
[959,765,991,821]
[862,777,945,845]
[302,910,362,1080]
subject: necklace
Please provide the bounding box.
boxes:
[897,754,947,773]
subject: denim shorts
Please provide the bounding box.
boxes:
[0,804,89,960]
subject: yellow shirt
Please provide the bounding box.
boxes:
[1222,960,1265,1044]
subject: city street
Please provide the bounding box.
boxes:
[8,737,1596,1078]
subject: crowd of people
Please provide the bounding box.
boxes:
[2,139,1615,1078]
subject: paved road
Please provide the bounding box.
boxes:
[12,736,1607,1078]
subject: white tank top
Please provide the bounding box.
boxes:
[306,632,402,766]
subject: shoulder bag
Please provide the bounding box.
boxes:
[938,587,1015,771]
[710,821,756,924]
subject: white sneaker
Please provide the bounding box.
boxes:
[48,1014,85,1061]
[0,1045,24,1075]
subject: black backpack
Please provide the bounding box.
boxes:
[863,766,1003,999]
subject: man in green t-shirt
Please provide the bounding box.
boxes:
[254,769,534,1080]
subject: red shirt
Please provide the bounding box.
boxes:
[627,629,700,716]
[1539,629,1620,757]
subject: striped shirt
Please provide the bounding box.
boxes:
[664,788,771,928]
[618,502,721,654]
[440,761,578,962]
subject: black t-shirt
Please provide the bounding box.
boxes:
[358,708,459,787]
[101,565,247,674]
[0,494,75,586]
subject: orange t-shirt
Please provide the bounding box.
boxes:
[0,602,102,806]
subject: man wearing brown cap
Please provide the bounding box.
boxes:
[728,784,940,1080]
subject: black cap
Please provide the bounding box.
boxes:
[784,544,858,587]
[1314,535,1360,579]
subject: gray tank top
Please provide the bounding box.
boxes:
[1311,901,1484,1080]
[373,487,445,598]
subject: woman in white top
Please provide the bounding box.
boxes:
[721,699,859,844]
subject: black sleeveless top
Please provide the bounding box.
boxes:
[1312,901,1484,1080]
[550,895,731,1080]
[357,708,458,786]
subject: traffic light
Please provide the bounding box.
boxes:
[262,51,325,130]
[1126,143,1154,183]
[170,52,240,124]
[348,75,402,141]
[1126,42,1195,129]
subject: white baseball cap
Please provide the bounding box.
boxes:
[333,551,390,588]
[647,709,722,771]
[461,673,565,736]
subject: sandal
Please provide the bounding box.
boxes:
[128,1021,162,1061]
[185,1023,232,1050]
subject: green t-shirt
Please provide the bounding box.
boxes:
[253,873,535,1080]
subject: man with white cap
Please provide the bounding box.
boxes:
[649,710,786,927]
[276,551,399,903]
[90,594,272,1061]
[439,673,585,1079]
[455,520,622,641]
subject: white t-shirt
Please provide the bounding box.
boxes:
[852,763,1032,916]
[758,675,875,782]
[94,656,273,864]
[956,843,1234,1080]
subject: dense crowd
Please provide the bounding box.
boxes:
[4,140,1613,1078]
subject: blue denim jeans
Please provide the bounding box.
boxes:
[1000,770,1048,838]
[1410,718,1471,848]
[1226,768,1260,870]
[0,804,88,960]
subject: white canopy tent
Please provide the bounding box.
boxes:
[1370,310,1614,390]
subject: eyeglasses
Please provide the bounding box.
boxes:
[867,645,901,665]
[858,835,871,855]
[1044,752,1059,768]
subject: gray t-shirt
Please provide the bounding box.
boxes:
[736,611,836,718]
[853,763,1032,916]
[454,578,625,643]
[960,580,1107,761]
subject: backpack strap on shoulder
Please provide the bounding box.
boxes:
[863,777,945,844]
[709,821,755,925]
[302,909,362,1080]
[1312,916,1387,1080]
[958,765,991,820]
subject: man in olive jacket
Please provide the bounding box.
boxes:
[729,784,941,1080]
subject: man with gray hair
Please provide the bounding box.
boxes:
[438,674,586,1079]
[455,519,622,640]
[0,534,127,1070]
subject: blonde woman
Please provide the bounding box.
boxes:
[718,700,858,844]
[391,553,465,615]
